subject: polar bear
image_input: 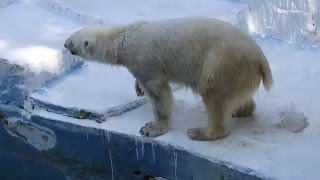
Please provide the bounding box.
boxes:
[64,17,273,141]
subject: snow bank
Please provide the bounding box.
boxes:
[238,0,319,46]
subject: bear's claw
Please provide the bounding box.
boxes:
[139,121,168,138]
[187,127,229,141]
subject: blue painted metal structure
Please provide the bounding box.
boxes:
[0,105,266,180]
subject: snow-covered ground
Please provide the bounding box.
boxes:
[1,0,320,179]
[0,3,83,94]
[30,63,141,113]
[0,3,80,74]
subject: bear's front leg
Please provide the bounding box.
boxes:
[135,80,145,97]
[139,80,173,138]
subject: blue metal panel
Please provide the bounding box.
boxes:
[0,106,266,180]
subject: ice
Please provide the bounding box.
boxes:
[151,143,156,164]
[239,0,319,46]
[108,150,114,180]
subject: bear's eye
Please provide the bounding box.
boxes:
[84,40,89,48]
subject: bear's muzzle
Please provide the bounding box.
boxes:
[64,38,77,55]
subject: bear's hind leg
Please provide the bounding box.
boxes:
[233,98,256,117]
[188,94,229,141]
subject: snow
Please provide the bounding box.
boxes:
[0,3,83,96]
[32,0,246,25]
[0,3,81,74]
[2,0,320,179]
[30,63,140,113]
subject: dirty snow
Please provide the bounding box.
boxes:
[1,0,320,180]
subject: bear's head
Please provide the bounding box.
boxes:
[64,26,120,64]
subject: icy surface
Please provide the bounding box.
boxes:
[0,3,83,103]
[30,63,140,113]
[239,0,319,45]
[0,3,81,74]
[30,0,246,25]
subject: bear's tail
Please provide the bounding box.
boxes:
[260,57,273,91]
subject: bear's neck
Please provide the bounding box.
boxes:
[96,21,147,66]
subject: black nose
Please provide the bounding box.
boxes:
[64,38,76,55]
[64,38,72,49]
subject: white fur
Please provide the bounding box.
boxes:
[65,17,273,141]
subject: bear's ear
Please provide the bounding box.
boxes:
[84,40,89,48]
[83,39,93,48]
